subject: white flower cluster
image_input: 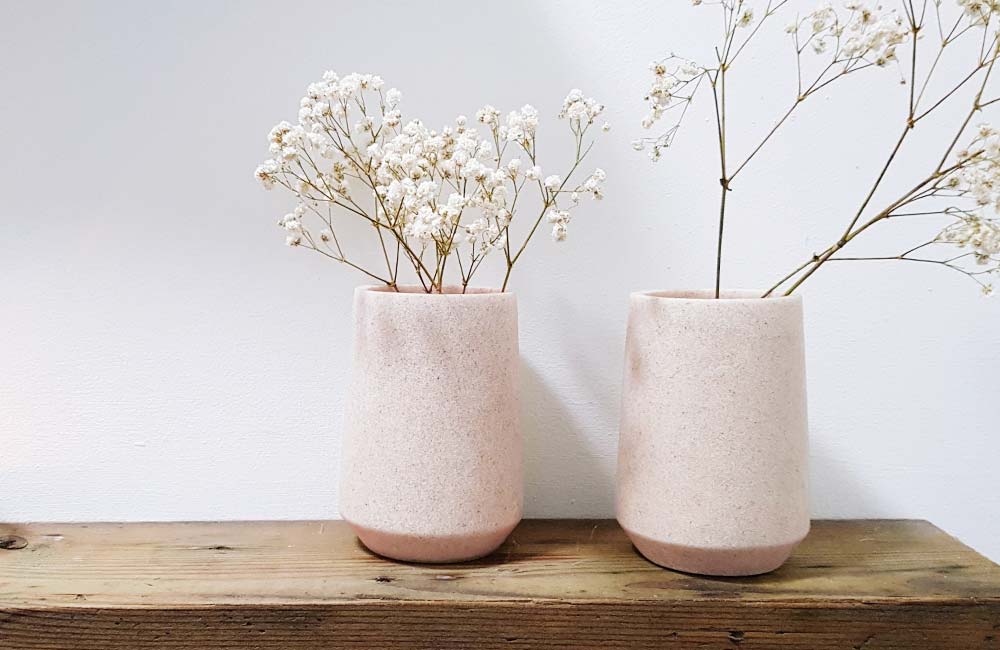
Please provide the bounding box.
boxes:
[690,0,754,25]
[938,215,1000,262]
[256,72,607,290]
[946,124,1000,211]
[789,2,908,66]
[642,57,703,130]
[474,104,540,145]
[937,211,1000,295]
[368,116,511,253]
[636,56,704,161]
[278,203,307,247]
[957,0,1000,26]
[931,125,1000,292]
[559,89,606,128]
[546,168,606,240]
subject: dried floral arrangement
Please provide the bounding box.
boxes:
[255,73,607,293]
[636,0,1000,297]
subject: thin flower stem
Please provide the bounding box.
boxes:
[914,62,991,123]
[766,19,1000,296]
[697,0,905,297]
[777,158,973,295]
[762,255,817,298]
[710,68,728,299]
[841,125,913,240]
[824,254,994,290]
[908,8,919,117]
[729,100,799,181]
[728,0,788,65]
[888,209,958,217]
[301,236,392,285]
[502,134,594,292]
[715,179,729,299]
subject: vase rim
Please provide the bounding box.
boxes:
[631,289,801,303]
[357,284,512,297]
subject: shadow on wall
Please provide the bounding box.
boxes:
[520,357,886,523]
[520,360,616,519]
[808,424,887,519]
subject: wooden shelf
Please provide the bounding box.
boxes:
[1,519,998,649]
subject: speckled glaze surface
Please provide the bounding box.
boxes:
[617,290,810,576]
[340,285,522,563]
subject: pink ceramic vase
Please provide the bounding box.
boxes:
[617,290,809,576]
[339,285,523,563]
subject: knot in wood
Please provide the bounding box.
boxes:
[0,535,28,550]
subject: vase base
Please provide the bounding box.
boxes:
[623,526,805,576]
[347,520,519,563]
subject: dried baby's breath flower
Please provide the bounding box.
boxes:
[956,0,1000,25]
[638,1,1000,297]
[257,73,608,292]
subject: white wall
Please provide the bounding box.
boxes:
[2,1,997,560]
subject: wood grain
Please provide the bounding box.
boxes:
[1,519,997,649]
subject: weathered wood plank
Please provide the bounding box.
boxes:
[1,519,998,649]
